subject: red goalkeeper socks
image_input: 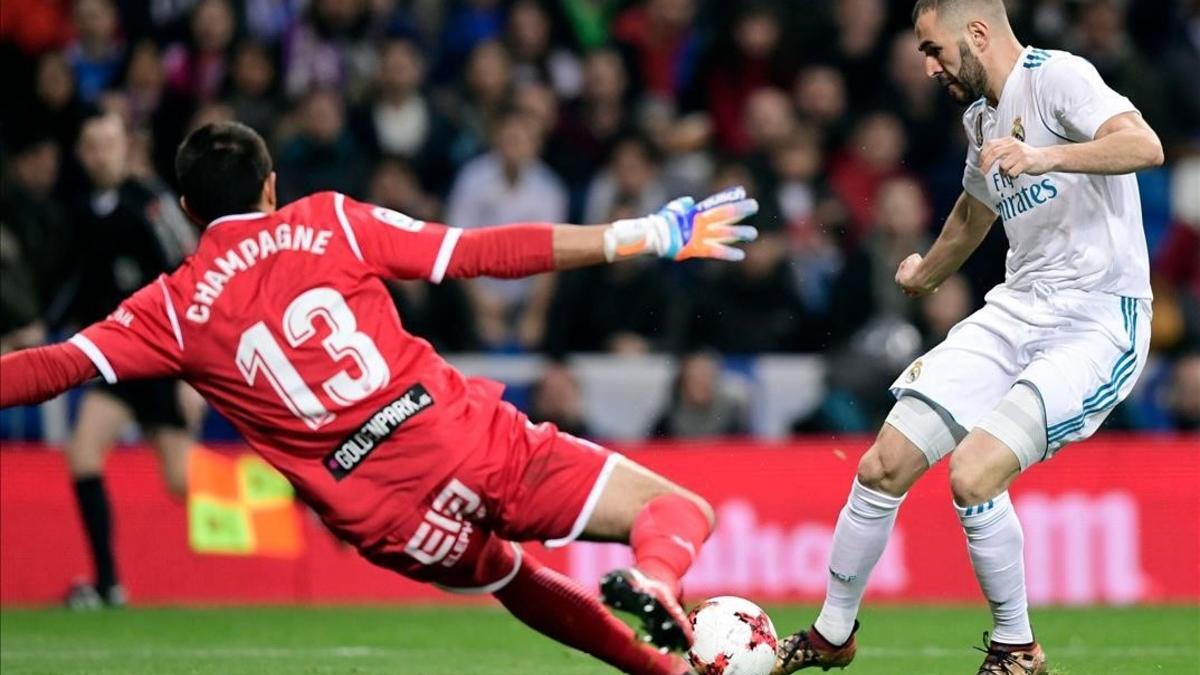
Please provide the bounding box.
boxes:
[494,550,684,675]
[630,494,713,597]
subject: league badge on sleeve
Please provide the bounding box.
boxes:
[372,206,425,232]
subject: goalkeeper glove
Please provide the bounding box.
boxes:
[603,186,759,262]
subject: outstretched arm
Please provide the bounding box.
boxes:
[0,342,98,408]
[442,187,760,280]
[895,190,997,297]
[1,279,184,409]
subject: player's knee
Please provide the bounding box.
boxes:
[855,451,886,490]
[655,489,716,531]
[856,444,915,497]
[64,442,105,477]
[948,452,997,506]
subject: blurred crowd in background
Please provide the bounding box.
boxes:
[1,0,1197,438]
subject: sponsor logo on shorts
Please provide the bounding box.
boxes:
[904,360,923,384]
[324,383,433,481]
[405,479,487,567]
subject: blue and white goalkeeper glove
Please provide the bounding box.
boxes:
[603,186,759,262]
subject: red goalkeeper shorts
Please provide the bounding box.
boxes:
[360,400,617,593]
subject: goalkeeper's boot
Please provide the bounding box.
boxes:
[772,622,858,673]
[600,567,693,652]
[974,632,1048,675]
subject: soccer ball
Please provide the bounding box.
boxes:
[686,596,778,675]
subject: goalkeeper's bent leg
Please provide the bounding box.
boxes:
[579,457,715,595]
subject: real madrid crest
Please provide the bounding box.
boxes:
[904,360,923,384]
[1011,116,1025,142]
[974,114,984,148]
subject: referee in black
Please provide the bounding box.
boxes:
[61,112,201,609]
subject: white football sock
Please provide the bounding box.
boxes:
[957,491,1034,644]
[814,478,905,646]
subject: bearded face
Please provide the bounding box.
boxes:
[915,9,993,106]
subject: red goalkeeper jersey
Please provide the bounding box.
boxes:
[71,192,509,547]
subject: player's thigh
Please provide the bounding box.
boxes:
[65,389,134,476]
[147,427,192,498]
[890,298,1022,434]
[1021,295,1151,459]
[120,379,192,496]
[482,402,710,547]
[580,456,714,544]
[498,424,628,546]
[176,382,207,432]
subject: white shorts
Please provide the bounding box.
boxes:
[891,285,1151,463]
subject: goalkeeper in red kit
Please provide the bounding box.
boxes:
[0,122,759,675]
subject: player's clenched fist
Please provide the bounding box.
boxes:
[980,137,1055,177]
[895,253,937,297]
[603,186,759,262]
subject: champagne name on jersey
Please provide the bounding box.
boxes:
[186,224,335,323]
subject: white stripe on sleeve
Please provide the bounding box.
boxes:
[334,192,365,262]
[69,334,118,384]
[429,228,463,284]
[158,277,184,350]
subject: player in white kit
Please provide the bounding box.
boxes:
[772,1,1163,674]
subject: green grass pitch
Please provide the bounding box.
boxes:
[2,604,1197,674]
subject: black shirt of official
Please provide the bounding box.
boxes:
[67,178,193,326]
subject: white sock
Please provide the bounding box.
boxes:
[956,491,1034,644]
[814,478,905,646]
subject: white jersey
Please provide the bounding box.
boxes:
[961,46,1152,299]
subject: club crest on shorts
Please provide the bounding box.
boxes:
[904,360,923,384]
[1011,116,1025,141]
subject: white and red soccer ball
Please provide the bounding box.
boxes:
[686,596,778,675]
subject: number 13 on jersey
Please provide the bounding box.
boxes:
[236,287,391,429]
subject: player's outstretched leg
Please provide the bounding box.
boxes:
[577,457,715,652]
[494,546,693,675]
[774,401,945,674]
[952,385,1048,675]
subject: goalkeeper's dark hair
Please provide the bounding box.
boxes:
[175,121,273,223]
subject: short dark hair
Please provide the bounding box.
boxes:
[912,0,1007,25]
[175,121,273,223]
[912,0,938,23]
